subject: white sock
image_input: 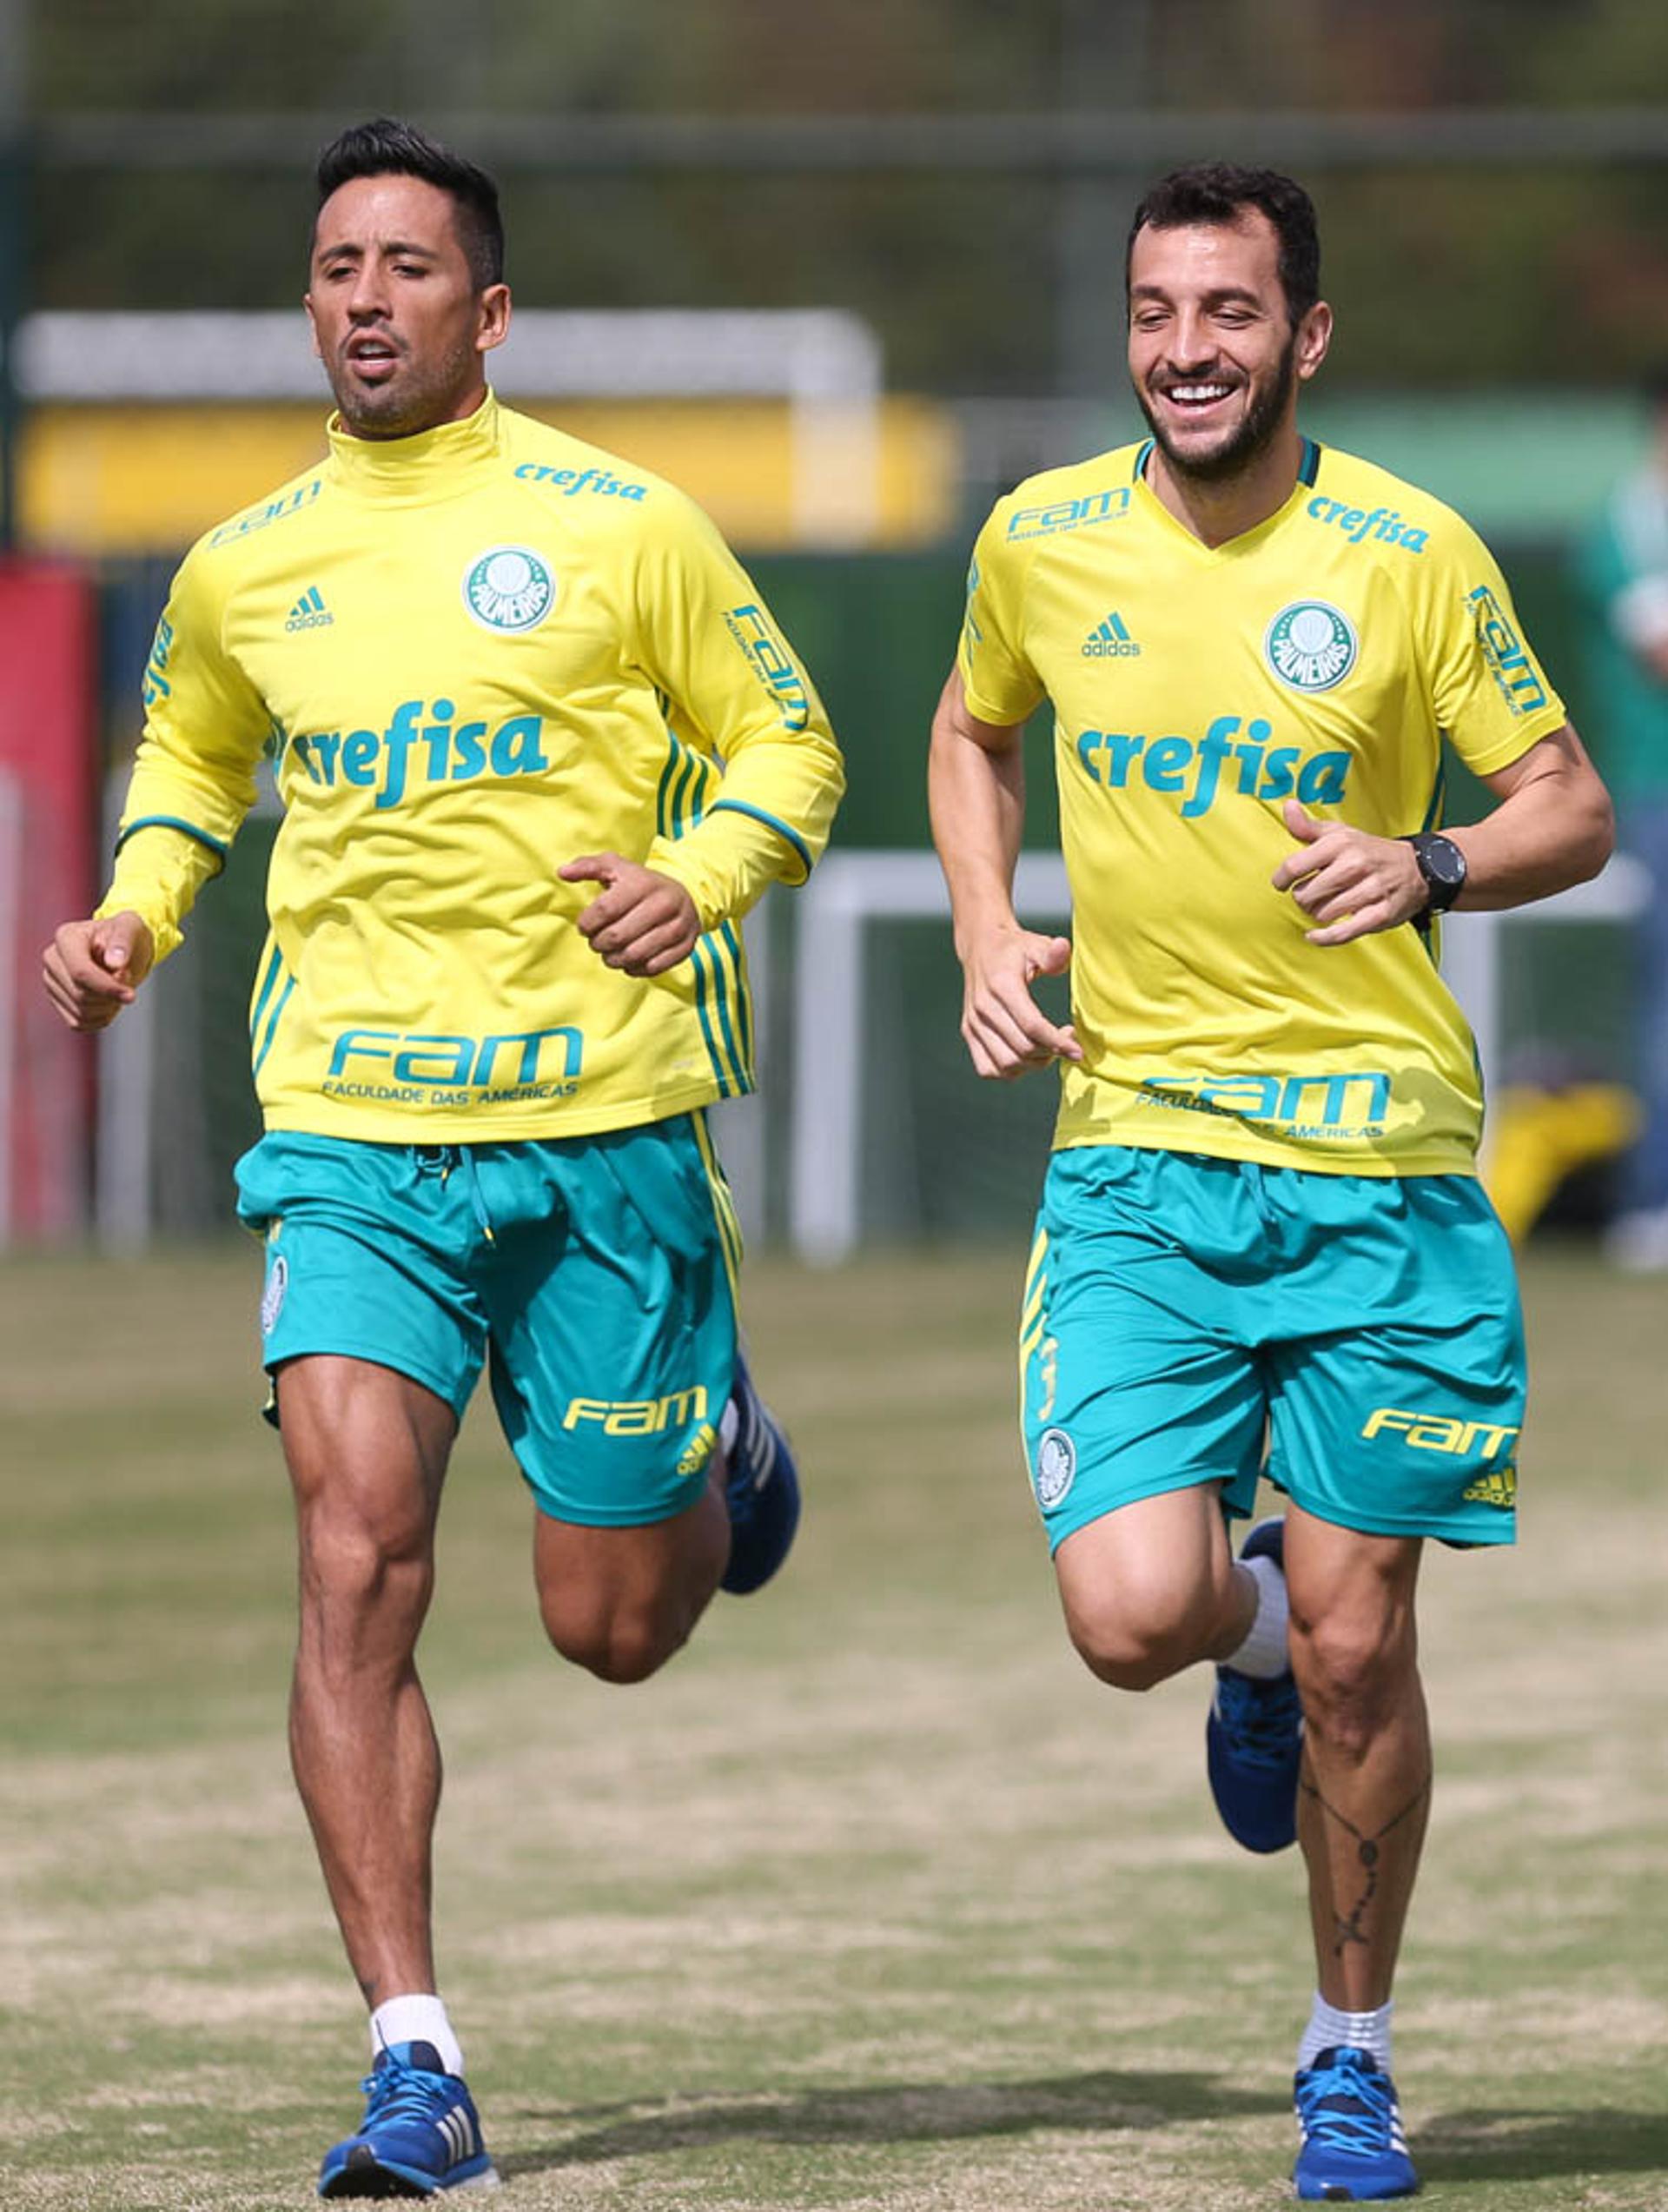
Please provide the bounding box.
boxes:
[370,1994,464,2077]
[1224,1553,1290,1679]
[1298,1992,1393,2073]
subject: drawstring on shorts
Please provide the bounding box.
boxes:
[413,1144,497,1243]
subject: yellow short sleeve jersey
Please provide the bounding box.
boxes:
[102,394,844,1142]
[958,439,1567,1176]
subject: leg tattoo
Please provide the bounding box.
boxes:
[1301,1765,1432,1959]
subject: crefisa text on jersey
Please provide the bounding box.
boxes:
[1074,713,1352,818]
[513,462,647,500]
[285,699,549,809]
[1305,497,1429,553]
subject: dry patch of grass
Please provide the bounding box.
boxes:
[1,1246,1665,2209]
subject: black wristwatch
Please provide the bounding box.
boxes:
[1402,832,1468,927]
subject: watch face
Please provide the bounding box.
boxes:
[1416,835,1466,906]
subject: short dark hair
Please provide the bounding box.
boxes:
[1126,162,1320,328]
[314,117,505,289]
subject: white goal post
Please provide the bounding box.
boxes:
[787,848,1651,1265]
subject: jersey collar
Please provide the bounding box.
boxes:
[1131,434,1323,559]
[326,388,504,501]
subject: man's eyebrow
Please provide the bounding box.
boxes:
[1129,281,1266,307]
[315,237,441,262]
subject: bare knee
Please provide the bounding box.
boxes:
[539,1589,694,1685]
[1290,1611,1415,1759]
[280,1358,452,1666]
[295,1502,435,1674]
[1056,1499,1239,1692]
[1062,1583,1219,1692]
[533,1493,725,1685]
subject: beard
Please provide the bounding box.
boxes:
[1136,330,1298,485]
[325,331,481,441]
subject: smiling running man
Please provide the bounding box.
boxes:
[929,162,1612,2202]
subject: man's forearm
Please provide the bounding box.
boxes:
[929,711,1028,955]
[1452,728,1615,911]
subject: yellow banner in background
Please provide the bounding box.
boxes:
[20,397,960,556]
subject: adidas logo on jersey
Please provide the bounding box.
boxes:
[1082,611,1141,659]
[284,586,334,632]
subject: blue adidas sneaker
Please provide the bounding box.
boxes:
[719,1350,800,1594]
[1205,1516,1302,1853]
[1294,2044,1420,2200]
[318,2040,498,2197]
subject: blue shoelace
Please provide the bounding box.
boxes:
[1297,2054,1400,2156]
[361,2055,451,2129]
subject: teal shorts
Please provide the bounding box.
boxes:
[234,1116,742,1527]
[1020,1147,1525,1552]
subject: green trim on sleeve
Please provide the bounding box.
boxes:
[116,815,230,865]
[705,798,811,879]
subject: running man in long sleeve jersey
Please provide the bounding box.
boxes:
[43,118,844,2199]
[930,164,1612,2202]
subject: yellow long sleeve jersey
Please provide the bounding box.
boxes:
[101,394,844,1142]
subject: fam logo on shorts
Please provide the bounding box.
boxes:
[1033,1426,1076,1510]
[260,1252,288,1336]
[462,546,555,633]
[1265,600,1357,693]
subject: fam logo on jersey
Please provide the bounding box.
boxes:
[1143,1068,1390,1140]
[1265,600,1358,693]
[1467,584,1549,718]
[462,546,555,633]
[725,603,810,731]
[142,614,175,709]
[1033,1427,1076,1510]
[324,1023,583,1108]
[1082,611,1141,659]
[208,478,322,549]
[1007,486,1133,542]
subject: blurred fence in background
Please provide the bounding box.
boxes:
[3,0,1666,1248]
[76,528,1649,1253]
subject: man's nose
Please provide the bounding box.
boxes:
[346,268,390,318]
[1166,312,1217,367]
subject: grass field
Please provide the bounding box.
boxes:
[3,1242,1666,2211]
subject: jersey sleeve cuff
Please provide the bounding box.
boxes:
[1460,703,1571,780]
[93,888,182,964]
[956,650,1037,731]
